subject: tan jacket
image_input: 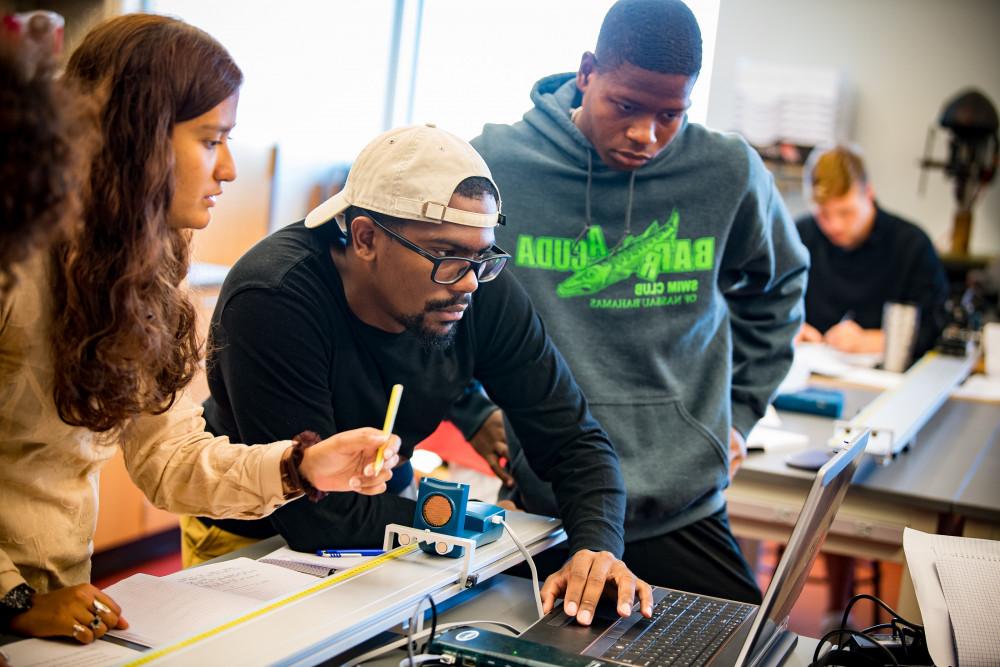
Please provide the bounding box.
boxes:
[0,253,295,596]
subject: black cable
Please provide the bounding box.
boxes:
[421,595,438,654]
[859,623,895,634]
[407,594,433,667]
[891,619,928,662]
[812,593,931,666]
[812,628,900,667]
[840,594,923,632]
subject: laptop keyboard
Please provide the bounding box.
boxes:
[599,590,756,667]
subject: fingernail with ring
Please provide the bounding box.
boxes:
[94,599,112,615]
[73,623,87,636]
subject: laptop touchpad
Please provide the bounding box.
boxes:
[526,600,636,655]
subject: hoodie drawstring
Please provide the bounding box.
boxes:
[623,170,636,241]
[573,150,595,245]
[575,150,637,253]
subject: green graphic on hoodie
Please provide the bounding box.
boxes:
[514,210,716,306]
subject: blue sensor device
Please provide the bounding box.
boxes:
[773,386,845,418]
[412,478,505,558]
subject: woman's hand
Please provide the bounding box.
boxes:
[8,584,127,644]
[299,427,401,494]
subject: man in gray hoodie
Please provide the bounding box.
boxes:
[450,0,809,604]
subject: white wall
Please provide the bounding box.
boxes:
[407,0,720,139]
[150,1,721,230]
[149,0,395,228]
[707,0,1000,254]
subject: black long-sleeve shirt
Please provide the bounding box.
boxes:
[796,206,948,358]
[199,221,625,556]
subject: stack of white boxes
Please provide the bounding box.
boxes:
[733,59,852,148]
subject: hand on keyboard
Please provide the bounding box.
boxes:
[540,550,654,626]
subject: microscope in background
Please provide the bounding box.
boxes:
[920,88,998,256]
[920,89,999,351]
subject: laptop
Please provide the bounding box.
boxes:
[515,429,870,667]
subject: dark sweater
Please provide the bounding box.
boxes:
[796,206,948,357]
[199,221,625,556]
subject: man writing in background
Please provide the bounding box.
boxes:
[795,145,948,357]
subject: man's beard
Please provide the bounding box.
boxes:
[396,294,470,350]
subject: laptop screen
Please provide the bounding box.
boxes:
[736,430,870,666]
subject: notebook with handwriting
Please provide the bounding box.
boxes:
[258,546,374,577]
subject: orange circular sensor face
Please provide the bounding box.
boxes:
[422,494,453,527]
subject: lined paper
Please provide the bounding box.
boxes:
[0,637,138,666]
[258,546,374,577]
[104,574,261,647]
[164,557,315,600]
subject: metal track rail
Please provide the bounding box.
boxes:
[833,350,977,463]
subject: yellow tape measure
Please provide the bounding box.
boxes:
[123,542,420,666]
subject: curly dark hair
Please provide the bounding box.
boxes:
[0,33,84,295]
[50,14,243,432]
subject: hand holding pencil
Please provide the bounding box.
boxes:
[374,384,403,475]
[295,385,404,495]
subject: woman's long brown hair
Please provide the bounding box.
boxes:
[51,14,242,432]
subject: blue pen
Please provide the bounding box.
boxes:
[316,549,385,558]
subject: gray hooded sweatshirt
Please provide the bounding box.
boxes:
[461,73,809,542]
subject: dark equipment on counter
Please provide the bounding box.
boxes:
[919,89,998,255]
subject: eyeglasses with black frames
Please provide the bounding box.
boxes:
[363,210,510,285]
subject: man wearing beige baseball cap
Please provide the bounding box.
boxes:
[190,124,653,626]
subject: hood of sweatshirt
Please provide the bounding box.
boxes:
[524,72,689,168]
[523,73,693,241]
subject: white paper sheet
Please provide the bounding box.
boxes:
[838,367,903,390]
[0,637,138,667]
[104,573,259,647]
[903,527,1000,667]
[163,557,315,601]
[950,374,1000,402]
[258,546,374,577]
[936,556,1000,667]
[758,404,783,429]
[904,528,958,667]
[746,426,809,452]
[795,342,882,377]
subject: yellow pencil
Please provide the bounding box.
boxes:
[374,384,403,475]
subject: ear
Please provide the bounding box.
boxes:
[862,182,876,203]
[349,215,379,263]
[576,52,597,91]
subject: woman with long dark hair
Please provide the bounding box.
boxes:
[0,14,400,643]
